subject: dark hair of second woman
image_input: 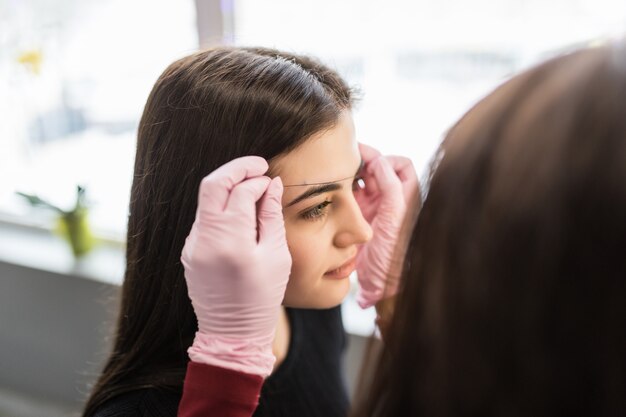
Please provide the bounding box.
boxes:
[354,44,626,416]
[82,47,354,416]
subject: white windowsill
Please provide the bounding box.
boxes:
[0,219,125,286]
[0,220,376,336]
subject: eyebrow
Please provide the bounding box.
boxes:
[285,160,364,208]
[286,183,342,208]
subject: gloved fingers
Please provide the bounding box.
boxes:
[358,142,382,164]
[354,190,380,223]
[357,150,382,198]
[383,156,416,183]
[257,177,288,245]
[226,176,272,217]
[358,170,380,198]
[368,157,404,204]
[198,156,269,213]
[383,155,420,204]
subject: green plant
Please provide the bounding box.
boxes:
[17,185,95,257]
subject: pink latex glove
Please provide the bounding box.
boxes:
[181,156,292,378]
[355,143,419,309]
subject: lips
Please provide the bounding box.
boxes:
[324,255,357,279]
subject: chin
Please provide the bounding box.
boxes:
[283,278,351,309]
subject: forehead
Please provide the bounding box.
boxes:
[271,111,359,186]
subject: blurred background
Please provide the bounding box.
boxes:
[0,0,625,415]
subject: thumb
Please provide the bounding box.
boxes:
[384,155,420,206]
[370,157,404,206]
[258,177,287,245]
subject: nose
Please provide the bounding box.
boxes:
[333,196,373,248]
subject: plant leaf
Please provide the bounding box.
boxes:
[15,191,64,213]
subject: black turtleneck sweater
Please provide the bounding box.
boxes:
[91,305,350,417]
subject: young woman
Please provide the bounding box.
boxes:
[83,47,415,417]
[178,42,626,416]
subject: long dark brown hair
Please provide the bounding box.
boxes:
[83,47,354,416]
[354,43,626,416]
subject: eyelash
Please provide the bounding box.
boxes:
[299,177,363,221]
[300,200,332,221]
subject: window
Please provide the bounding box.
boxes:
[235,0,626,175]
[1,0,625,239]
[0,0,197,238]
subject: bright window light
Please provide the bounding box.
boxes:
[1,0,624,239]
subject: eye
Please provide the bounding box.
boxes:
[300,200,332,221]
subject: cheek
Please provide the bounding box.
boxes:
[282,220,351,308]
[283,221,331,306]
[284,222,325,279]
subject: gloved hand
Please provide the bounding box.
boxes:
[181,156,292,378]
[354,143,419,309]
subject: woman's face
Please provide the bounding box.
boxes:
[270,110,372,308]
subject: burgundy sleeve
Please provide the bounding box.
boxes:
[178,361,264,417]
